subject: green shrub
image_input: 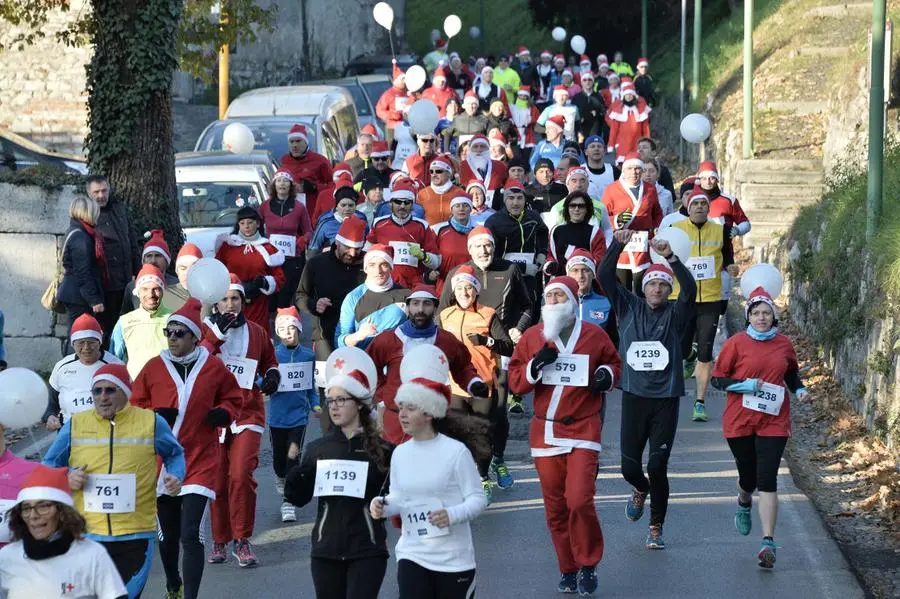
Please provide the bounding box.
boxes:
[0,165,87,190]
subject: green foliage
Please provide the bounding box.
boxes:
[0,1,87,49]
[0,164,86,189]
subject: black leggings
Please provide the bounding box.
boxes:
[489,378,509,462]
[397,559,476,599]
[100,538,152,599]
[726,435,788,494]
[157,493,208,599]
[270,424,306,479]
[620,393,680,526]
[681,301,720,362]
[311,556,387,599]
[274,256,306,309]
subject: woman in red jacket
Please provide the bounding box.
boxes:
[259,170,312,308]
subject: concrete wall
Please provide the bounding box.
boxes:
[0,183,79,372]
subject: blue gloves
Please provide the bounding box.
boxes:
[726,378,761,394]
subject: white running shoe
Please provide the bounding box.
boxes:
[280,501,297,523]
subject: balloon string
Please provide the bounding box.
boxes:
[389,32,395,62]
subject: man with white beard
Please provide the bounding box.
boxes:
[459,134,509,200]
[508,275,620,597]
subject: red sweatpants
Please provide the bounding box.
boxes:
[534,448,604,572]
[211,429,262,543]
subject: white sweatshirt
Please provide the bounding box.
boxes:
[384,433,487,572]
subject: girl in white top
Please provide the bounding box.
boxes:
[369,356,488,599]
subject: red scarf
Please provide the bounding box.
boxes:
[79,220,109,285]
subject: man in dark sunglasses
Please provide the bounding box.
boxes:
[353,140,395,192]
[399,133,449,187]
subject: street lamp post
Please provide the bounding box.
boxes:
[641,0,648,58]
[743,0,754,158]
[867,0,887,240]
[211,3,229,120]
[692,0,701,103]
[680,0,686,160]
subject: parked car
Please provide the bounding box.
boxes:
[342,53,418,77]
[307,75,391,136]
[194,85,359,165]
[176,150,276,257]
[0,129,88,174]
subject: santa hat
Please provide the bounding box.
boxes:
[449,194,473,209]
[642,264,675,292]
[392,61,405,85]
[16,465,73,507]
[275,306,303,333]
[134,264,165,291]
[622,151,643,169]
[488,130,507,147]
[621,81,637,96]
[553,53,565,64]
[540,49,552,58]
[406,284,439,303]
[333,162,353,181]
[553,85,569,95]
[451,264,481,294]
[92,363,133,400]
[746,286,777,319]
[142,229,171,264]
[466,180,487,196]
[273,169,294,183]
[597,53,609,63]
[228,273,245,296]
[325,368,374,404]
[546,114,567,130]
[581,71,595,81]
[70,314,103,343]
[391,179,418,201]
[697,161,719,180]
[430,157,453,173]
[335,216,366,249]
[467,225,494,247]
[544,276,579,305]
[565,248,596,273]
[435,38,446,49]
[288,123,310,144]
[360,123,380,138]
[167,297,203,338]
[580,54,591,65]
[433,66,447,80]
[561,69,574,78]
[370,140,391,158]
[598,61,610,69]
[517,46,530,57]
[395,377,451,419]
[333,179,358,202]
[566,166,588,184]
[463,89,479,104]
[517,85,531,96]
[607,71,620,81]
[687,188,710,208]
[504,178,525,192]
[468,134,489,149]
[637,57,649,68]
[364,243,394,269]
[176,243,203,267]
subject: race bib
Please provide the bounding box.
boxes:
[223,356,258,390]
[84,474,137,514]
[626,341,670,372]
[686,256,716,281]
[389,241,419,267]
[742,382,786,416]
[401,498,449,539]
[0,499,15,543]
[278,362,313,392]
[624,231,649,253]
[269,234,296,258]
[542,354,590,387]
[314,361,326,389]
[503,252,536,275]
[63,390,94,417]
[313,459,369,498]
[394,96,408,112]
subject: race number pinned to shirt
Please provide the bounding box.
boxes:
[624,231,649,253]
[0,499,16,543]
[742,382,785,416]
[395,96,409,112]
[503,252,538,276]
[223,356,258,390]
[389,241,419,267]
[626,341,670,372]
[542,354,589,387]
[314,361,327,389]
[84,474,137,514]
[278,362,313,392]
[268,234,296,258]
[401,497,450,539]
[686,256,715,281]
[313,459,368,498]
[64,390,94,417]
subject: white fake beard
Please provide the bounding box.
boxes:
[541,302,575,341]
[472,255,492,269]
[468,152,489,172]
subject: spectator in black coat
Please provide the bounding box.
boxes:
[57,196,107,339]
[570,72,606,139]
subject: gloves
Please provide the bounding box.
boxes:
[467,333,490,346]
[730,227,739,238]
[591,366,614,393]
[260,369,281,395]
[725,378,761,394]
[469,381,490,397]
[302,180,317,195]
[616,211,633,227]
[408,243,425,260]
[208,312,238,337]
[254,275,271,294]
[206,407,231,427]
[529,344,559,379]
[242,278,262,300]
[155,407,179,428]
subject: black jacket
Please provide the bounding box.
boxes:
[485,208,548,258]
[525,181,569,213]
[95,199,141,291]
[634,74,657,107]
[57,219,105,307]
[296,247,365,345]
[284,428,393,560]
[571,91,606,138]
[439,259,534,331]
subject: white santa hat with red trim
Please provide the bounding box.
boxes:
[467,225,494,248]
[565,249,596,273]
[134,264,166,293]
[451,264,481,294]
[364,243,394,269]
[275,306,303,334]
[16,465,73,507]
[335,216,366,249]
[395,347,453,419]
[288,123,310,144]
[176,243,203,267]
[92,363,133,400]
[167,297,203,338]
[544,276,579,305]
[70,313,103,343]
[642,264,675,292]
[142,229,171,264]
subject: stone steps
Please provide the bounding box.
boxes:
[739,182,826,204]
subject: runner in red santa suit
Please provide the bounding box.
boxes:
[601,152,663,295]
[376,62,410,141]
[366,180,441,288]
[131,298,242,599]
[215,206,286,335]
[401,129,448,187]
[606,81,651,161]
[201,275,281,569]
[279,123,333,197]
[421,66,455,117]
[508,276,621,597]
[458,134,509,202]
[366,286,488,445]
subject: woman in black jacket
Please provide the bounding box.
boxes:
[57,196,107,336]
[543,191,608,278]
[284,349,392,599]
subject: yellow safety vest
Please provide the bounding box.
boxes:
[70,405,157,537]
[669,219,724,303]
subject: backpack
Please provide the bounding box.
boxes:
[41,230,77,313]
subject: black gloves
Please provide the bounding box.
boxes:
[467,333,490,346]
[591,366,614,393]
[260,369,281,395]
[206,407,231,427]
[302,180,317,195]
[209,311,238,336]
[469,381,490,398]
[529,344,559,379]
[154,408,179,428]
[543,261,560,277]
[242,278,262,300]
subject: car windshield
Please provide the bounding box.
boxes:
[335,83,371,115]
[178,182,262,228]
[363,80,391,104]
[196,122,317,165]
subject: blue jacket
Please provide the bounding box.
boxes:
[529,138,566,170]
[310,210,369,251]
[578,290,612,329]
[270,342,319,428]
[335,283,409,349]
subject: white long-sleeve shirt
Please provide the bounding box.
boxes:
[384,433,486,572]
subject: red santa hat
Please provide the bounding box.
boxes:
[504,178,525,192]
[406,284,439,303]
[176,243,203,268]
[364,243,394,269]
[16,465,73,507]
[621,81,637,97]
[391,179,418,201]
[288,123,310,144]
[275,306,303,334]
[92,363,133,400]
[392,60,405,85]
[580,54,591,65]
[488,130,507,147]
[686,188,710,208]
[332,162,353,181]
[637,57,649,68]
[433,66,447,80]
[273,169,294,183]
[167,297,204,338]
[70,313,103,343]
[435,38,446,49]
[360,123,380,139]
[517,46,530,57]
[597,53,609,63]
[449,194,473,209]
[622,151,644,169]
[467,225,494,248]
[553,84,569,95]
[540,49,552,58]
[607,71,620,82]
[228,272,245,296]
[465,180,487,196]
[565,248,596,273]
[546,114,567,130]
[142,229,171,264]
[746,286,777,319]
[335,216,366,249]
[333,178,357,202]
[134,264,165,292]
[581,71,595,81]
[396,376,451,419]
[325,368,374,404]
[468,133,489,150]
[430,157,453,173]
[517,85,531,96]
[544,276,579,305]
[370,140,391,158]
[642,264,675,292]
[697,161,719,180]
[463,89,479,105]
[561,69,574,78]
[598,61,610,69]
[451,264,481,294]
[553,53,565,64]
[565,166,588,184]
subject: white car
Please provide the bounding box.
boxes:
[176,150,276,257]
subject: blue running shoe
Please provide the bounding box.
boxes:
[557,572,577,594]
[491,458,514,490]
[625,489,648,521]
[758,538,777,568]
[645,524,665,550]
[735,502,752,536]
[577,566,598,596]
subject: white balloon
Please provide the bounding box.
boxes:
[650,227,692,265]
[444,15,462,38]
[405,65,427,92]
[740,263,784,299]
[187,258,230,304]
[552,26,567,42]
[372,1,394,30]
[469,26,480,38]
[0,368,48,429]
[659,212,688,229]
[222,122,255,154]
[570,35,586,55]
[680,113,712,143]
[407,99,440,135]
[325,347,378,395]
[400,345,450,384]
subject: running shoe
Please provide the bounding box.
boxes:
[734,502,752,536]
[164,587,183,599]
[482,478,493,505]
[281,501,297,523]
[491,458,515,490]
[233,538,259,568]
[508,395,525,415]
[645,524,665,550]
[692,401,709,422]
[558,572,578,594]
[683,342,698,379]
[207,542,227,564]
[577,566,598,596]
[625,488,648,521]
[275,476,285,496]
[758,538,777,569]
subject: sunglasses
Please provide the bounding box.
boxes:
[419,138,436,144]
[372,156,388,161]
[163,328,190,338]
[429,170,447,175]
[391,199,413,206]
[91,386,119,397]
[569,203,588,209]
